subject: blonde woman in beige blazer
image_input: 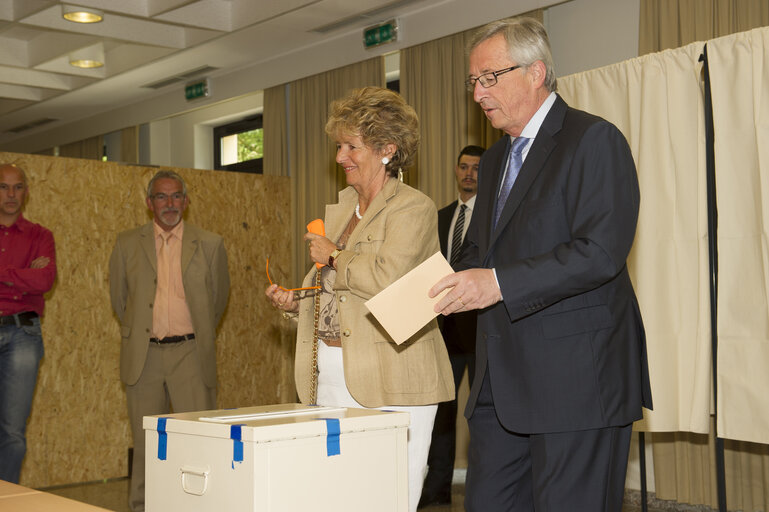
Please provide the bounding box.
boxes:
[266,87,454,512]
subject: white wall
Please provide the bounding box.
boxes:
[547,0,640,78]
[147,91,262,169]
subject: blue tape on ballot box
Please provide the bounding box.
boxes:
[231,424,244,467]
[157,417,168,460]
[323,418,341,456]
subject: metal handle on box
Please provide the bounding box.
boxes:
[180,466,209,496]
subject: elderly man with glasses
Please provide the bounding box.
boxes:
[109,170,230,512]
[430,17,652,512]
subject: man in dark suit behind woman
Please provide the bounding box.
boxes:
[419,145,484,509]
[430,17,652,512]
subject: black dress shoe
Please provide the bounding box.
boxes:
[417,492,451,509]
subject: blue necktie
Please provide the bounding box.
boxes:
[493,136,529,230]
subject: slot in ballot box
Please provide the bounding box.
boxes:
[143,403,409,512]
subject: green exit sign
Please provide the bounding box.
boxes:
[363,19,398,49]
[185,79,210,101]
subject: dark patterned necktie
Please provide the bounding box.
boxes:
[493,136,529,230]
[450,204,467,267]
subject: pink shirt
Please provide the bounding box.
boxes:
[0,215,56,316]
[152,221,193,338]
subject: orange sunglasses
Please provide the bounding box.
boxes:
[265,258,321,294]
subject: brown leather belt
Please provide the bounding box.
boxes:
[321,338,342,348]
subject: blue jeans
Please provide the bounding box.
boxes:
[0,318,44,483]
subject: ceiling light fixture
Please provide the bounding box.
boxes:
[62,5,104,23]
[69,44,105,68]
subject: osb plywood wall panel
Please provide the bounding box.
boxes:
[0,152,296,488]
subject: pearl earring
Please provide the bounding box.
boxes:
[381,156,390,165]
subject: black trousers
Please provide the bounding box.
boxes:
[465,372,632,512]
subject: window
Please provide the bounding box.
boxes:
[213,114,263,173]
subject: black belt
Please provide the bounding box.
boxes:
[149,333,195,344]
[0,311,38,327]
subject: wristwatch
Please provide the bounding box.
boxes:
[328,249,341,268]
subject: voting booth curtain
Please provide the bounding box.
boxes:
[561,26,769,510]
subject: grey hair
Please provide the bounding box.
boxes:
[468,17,557,92]
[146,170,187,198]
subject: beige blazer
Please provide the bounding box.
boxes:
[295,178,455,407]
[109,222,230,387]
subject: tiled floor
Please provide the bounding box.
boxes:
[44,478,130,512]
[43,478,717,512]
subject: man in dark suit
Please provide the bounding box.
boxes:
[430,17,652,512]
[419,145,484,508]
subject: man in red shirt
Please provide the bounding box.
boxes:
[0,163,56,483]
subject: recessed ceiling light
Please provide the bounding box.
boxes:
[69,44,105,68]
[62,5,104,23]
[69,59,103,68]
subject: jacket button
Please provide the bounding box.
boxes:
[339,295,347,303]
[367,235,372,241]
[149,303,153,308]
[342,329,351,337]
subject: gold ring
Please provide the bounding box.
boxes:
[457,298,464,307]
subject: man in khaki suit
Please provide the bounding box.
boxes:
[109,170,230,512]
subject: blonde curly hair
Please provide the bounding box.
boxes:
[325,86,419,177]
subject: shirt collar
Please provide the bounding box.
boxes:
[516,91,557,143]
[458,195,476,210]
[1,214,29,232]
[154,219,184,241]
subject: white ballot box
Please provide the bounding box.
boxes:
[143,403,409,512]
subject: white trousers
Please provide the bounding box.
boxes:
[317,341,437,512]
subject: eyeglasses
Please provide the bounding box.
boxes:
[265,258,320,297]
[151,192,185,202]
[465,65,521,91]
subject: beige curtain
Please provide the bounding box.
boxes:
[635,25,769,511]
[709,27,769,446]
[286,59,384,284]
[120,126,139,164]
[399,10,541,207]
[639,0,769,55]
[560,41,710,435]
[654,422,769,510]
[400,32,467,196]
[58,135,103,160]
[639,3,769,508]
[263,84,287,177]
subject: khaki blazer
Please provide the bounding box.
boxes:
[295,178,455,407]
[109,222,230,387]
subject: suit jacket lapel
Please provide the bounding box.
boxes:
[140,223,157,273]
[487,95,567,250]
[328,178,397,248]
[325,186,357,244]
[438,200,458,256]
[181,223,198,274]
